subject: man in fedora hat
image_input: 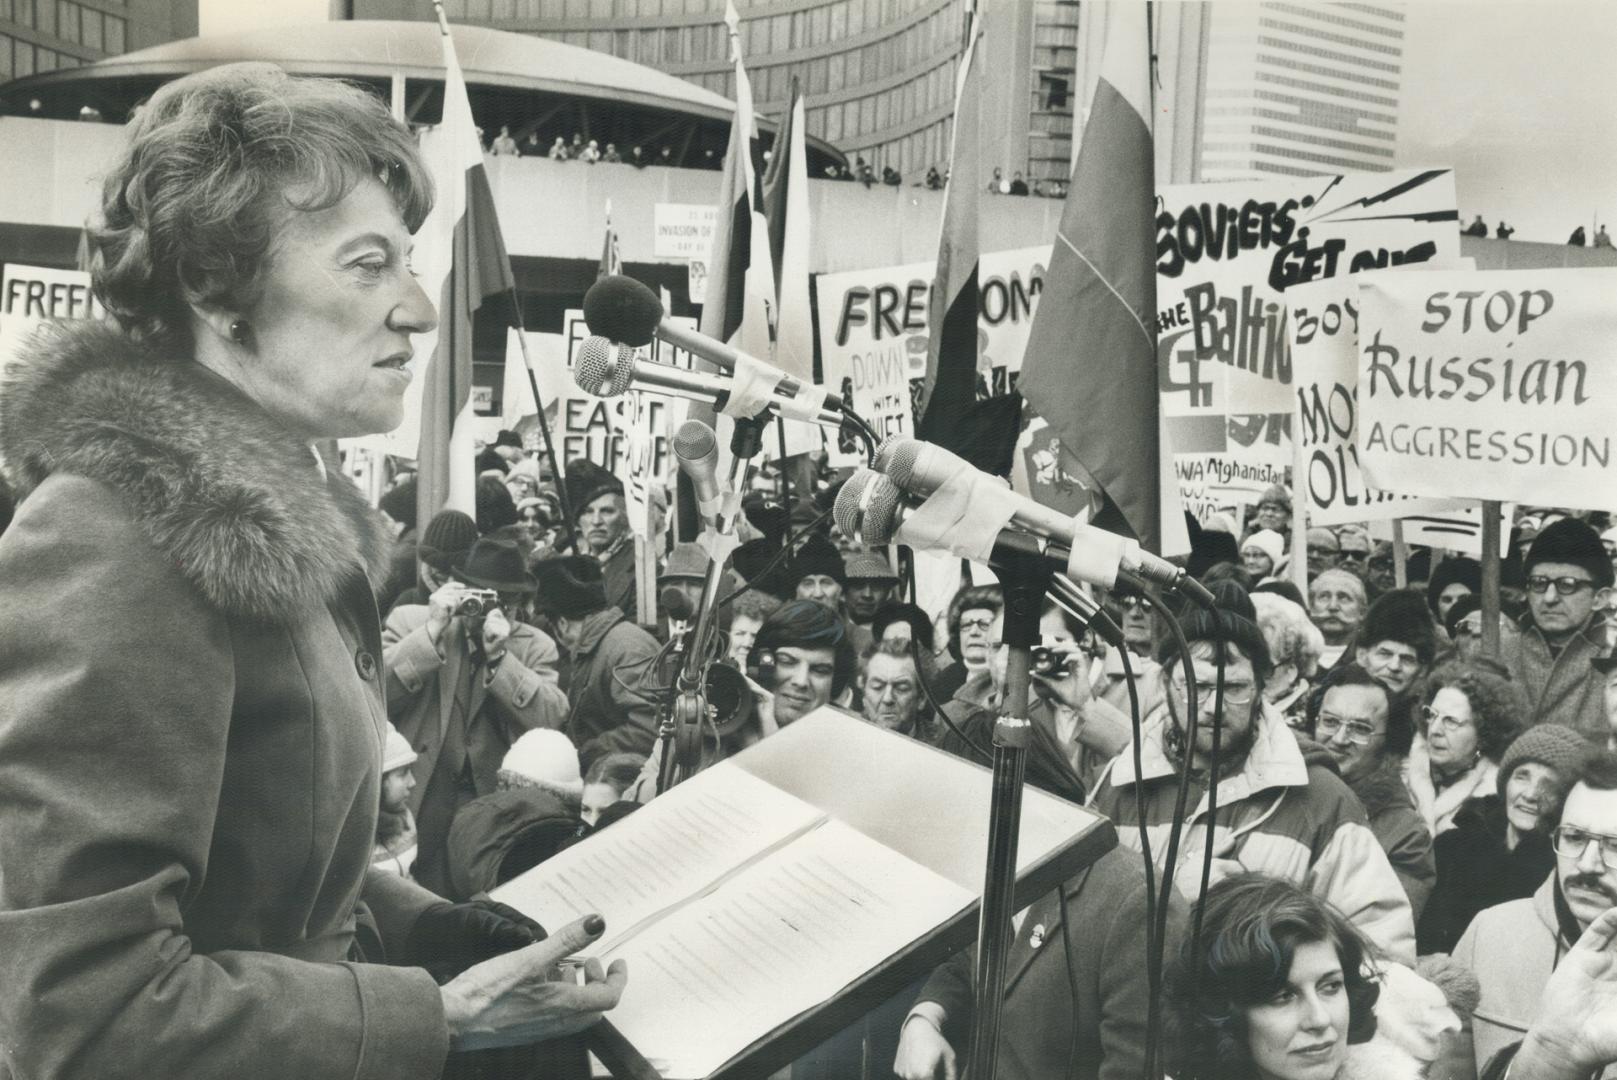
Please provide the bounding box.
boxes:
[382,538,571,896]
[564,460,639,620]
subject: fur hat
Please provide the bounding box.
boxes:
[1426,557,1481,614]
[492,429,523,450]
[378,476,418,532]
[658,541,710,582]
[499,729,583,797]
[533,554,609,619]
[1241,529,1286,569]
[1496,724,1592,798]
[382,723,418,773]
[417,509,479,572]
[476,474,519,533]
[1257,483,1291,510]
[1358,588,1439,665]
[1526,517,1614,589]
[564,459,623,520]
[844,551,898,584]
[1442,592,1482,638]
[786,533,846,591]
[733,537,793,599]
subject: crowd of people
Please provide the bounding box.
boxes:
[3,60,1617,1080]
[350,424,1617,1079]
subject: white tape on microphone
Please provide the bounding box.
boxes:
[719,352,826,423]
[1065,527,1128,588]
[893,460,1020,563]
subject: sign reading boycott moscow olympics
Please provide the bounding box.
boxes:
[1355,268,1617,510]
[653,204,719,260]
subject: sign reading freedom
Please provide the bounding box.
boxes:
[1356,268,1617,510]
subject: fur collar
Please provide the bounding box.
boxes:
[0,321,392,623]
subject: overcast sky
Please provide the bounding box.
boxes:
[1392,0,1615,242]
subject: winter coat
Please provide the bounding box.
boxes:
[0,323,447,1079]
[1404,733,1499,836]
[911,846,1181,1080]
[443,786,580,901]
[382,604,570,806]
[1090,701,1417,962]
[1506,614,1611,739]
[563,606,662,771]
[1349,757,1437,924]
[1451,876,1616,1076]
[600,536,638,621]
[1418,794,1556,956]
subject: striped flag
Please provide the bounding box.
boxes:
[696,0,775,364]
[914,11,1019,476]
[1016,4,1169,551]
[760,77,812,383]
[413,8,515,524]
[598,199,623,280]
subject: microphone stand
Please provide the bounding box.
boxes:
[968,533,1054,1080]
[659,412,770,792]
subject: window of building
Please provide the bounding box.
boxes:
[843,100,860,136]
[808,57,827,94]
[14,39,33,76]
[824,103,842,141]
[827,52,845,92]
[80,6,102,50]
[463,0,491,18]
[875,91,888,130]
[588,0,611,16]
[846,0,863,36]
[810,5,828,46]
[770,13,789,53]
[105,12,123,52]
[859,95,875,131]
[491,0,514,16]
[0,35,11,79]
[13,0,32,31]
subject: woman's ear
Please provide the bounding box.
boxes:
[186,296,246,350]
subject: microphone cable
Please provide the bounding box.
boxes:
[1187,586,1228,1004]
[1114,636,1161,1079]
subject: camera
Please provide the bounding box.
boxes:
[1031,646,1066,676]
[453,588,501,618]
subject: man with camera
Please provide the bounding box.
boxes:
[383,538,571,896]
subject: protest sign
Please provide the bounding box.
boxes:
[559,308,697,480]
[1286,274,1463,526]
[1367,503,1512,560]
[815,246,1049,467]
[1,263,104,321]
[1157,169,1459,517]
[1356,268,1617,510]
[654,203,719,259]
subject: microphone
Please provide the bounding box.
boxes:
[573,336,843,428]
[660,586,696,623]
[874,437,1210,601]
[583,276,844,416]
[673,419,724,520]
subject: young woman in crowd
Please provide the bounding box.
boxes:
[1165,874,1382,1080]
[1403,661,1527,835]
[580,752,648,827]
[1418,724,1591,954]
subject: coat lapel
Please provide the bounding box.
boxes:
[1003,867,1093,996]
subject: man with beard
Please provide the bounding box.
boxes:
[1089,584,1416,961]
[1457,751,1617,1074]
[1507,518,1615,737]
[1309,567,1368,667]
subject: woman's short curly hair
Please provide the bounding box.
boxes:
[1251,592,1327,678]
[1425,660,1528,762]
[89,62,432,349]
[1165,874,1380,1080]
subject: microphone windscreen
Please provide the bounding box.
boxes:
[878,436,924,489]
[672,418,717,464]
[574,336,636,397]
[583,275,664,348]
[832,469,874,539]
[834,469,904,547]
[659,585,695,622]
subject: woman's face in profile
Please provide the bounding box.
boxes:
[240,178,437,438]
[1244,939,1350,1080]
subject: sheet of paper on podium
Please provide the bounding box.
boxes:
[492,709,1112,1078]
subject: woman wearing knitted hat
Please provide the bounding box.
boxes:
[1418,725,1592,955]
[0,65,621,1076]
[1242,528,1287,583]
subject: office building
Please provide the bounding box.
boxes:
[1,0,196,84]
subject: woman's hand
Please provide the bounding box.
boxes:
[440,915,628,1052]
[1511,907,1617,1078]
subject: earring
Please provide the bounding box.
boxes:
[229,319,250,344]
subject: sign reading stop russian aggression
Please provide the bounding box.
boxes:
[815,246,1049,468]
[1355,269,1617,511]
[1156,169,1459,521]
[1286,274,1462,526]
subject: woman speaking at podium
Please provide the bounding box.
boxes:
[0,64,622,1077]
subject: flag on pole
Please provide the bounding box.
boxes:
[914,11,1019,475]
[1016,4,1172,552]
[696,0,776,364]
[598,198,623,280]
[414,6,516,525]
[760,76,812,383]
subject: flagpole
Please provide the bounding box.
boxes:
[509,303,576,551]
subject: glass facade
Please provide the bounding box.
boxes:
[2,0,129,85]
[1200,1,1404,180]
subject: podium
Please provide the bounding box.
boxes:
[493,707,1115,1079]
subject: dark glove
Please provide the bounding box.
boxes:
[405,899,548,983]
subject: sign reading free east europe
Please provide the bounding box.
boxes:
[1355,269,1617,511]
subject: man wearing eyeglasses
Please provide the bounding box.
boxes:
[1507,519,1615,738]
[1089,586,1417,962]
[1456,751,1617,1075]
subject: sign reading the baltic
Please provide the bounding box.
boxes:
[1355,268,1616,510]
